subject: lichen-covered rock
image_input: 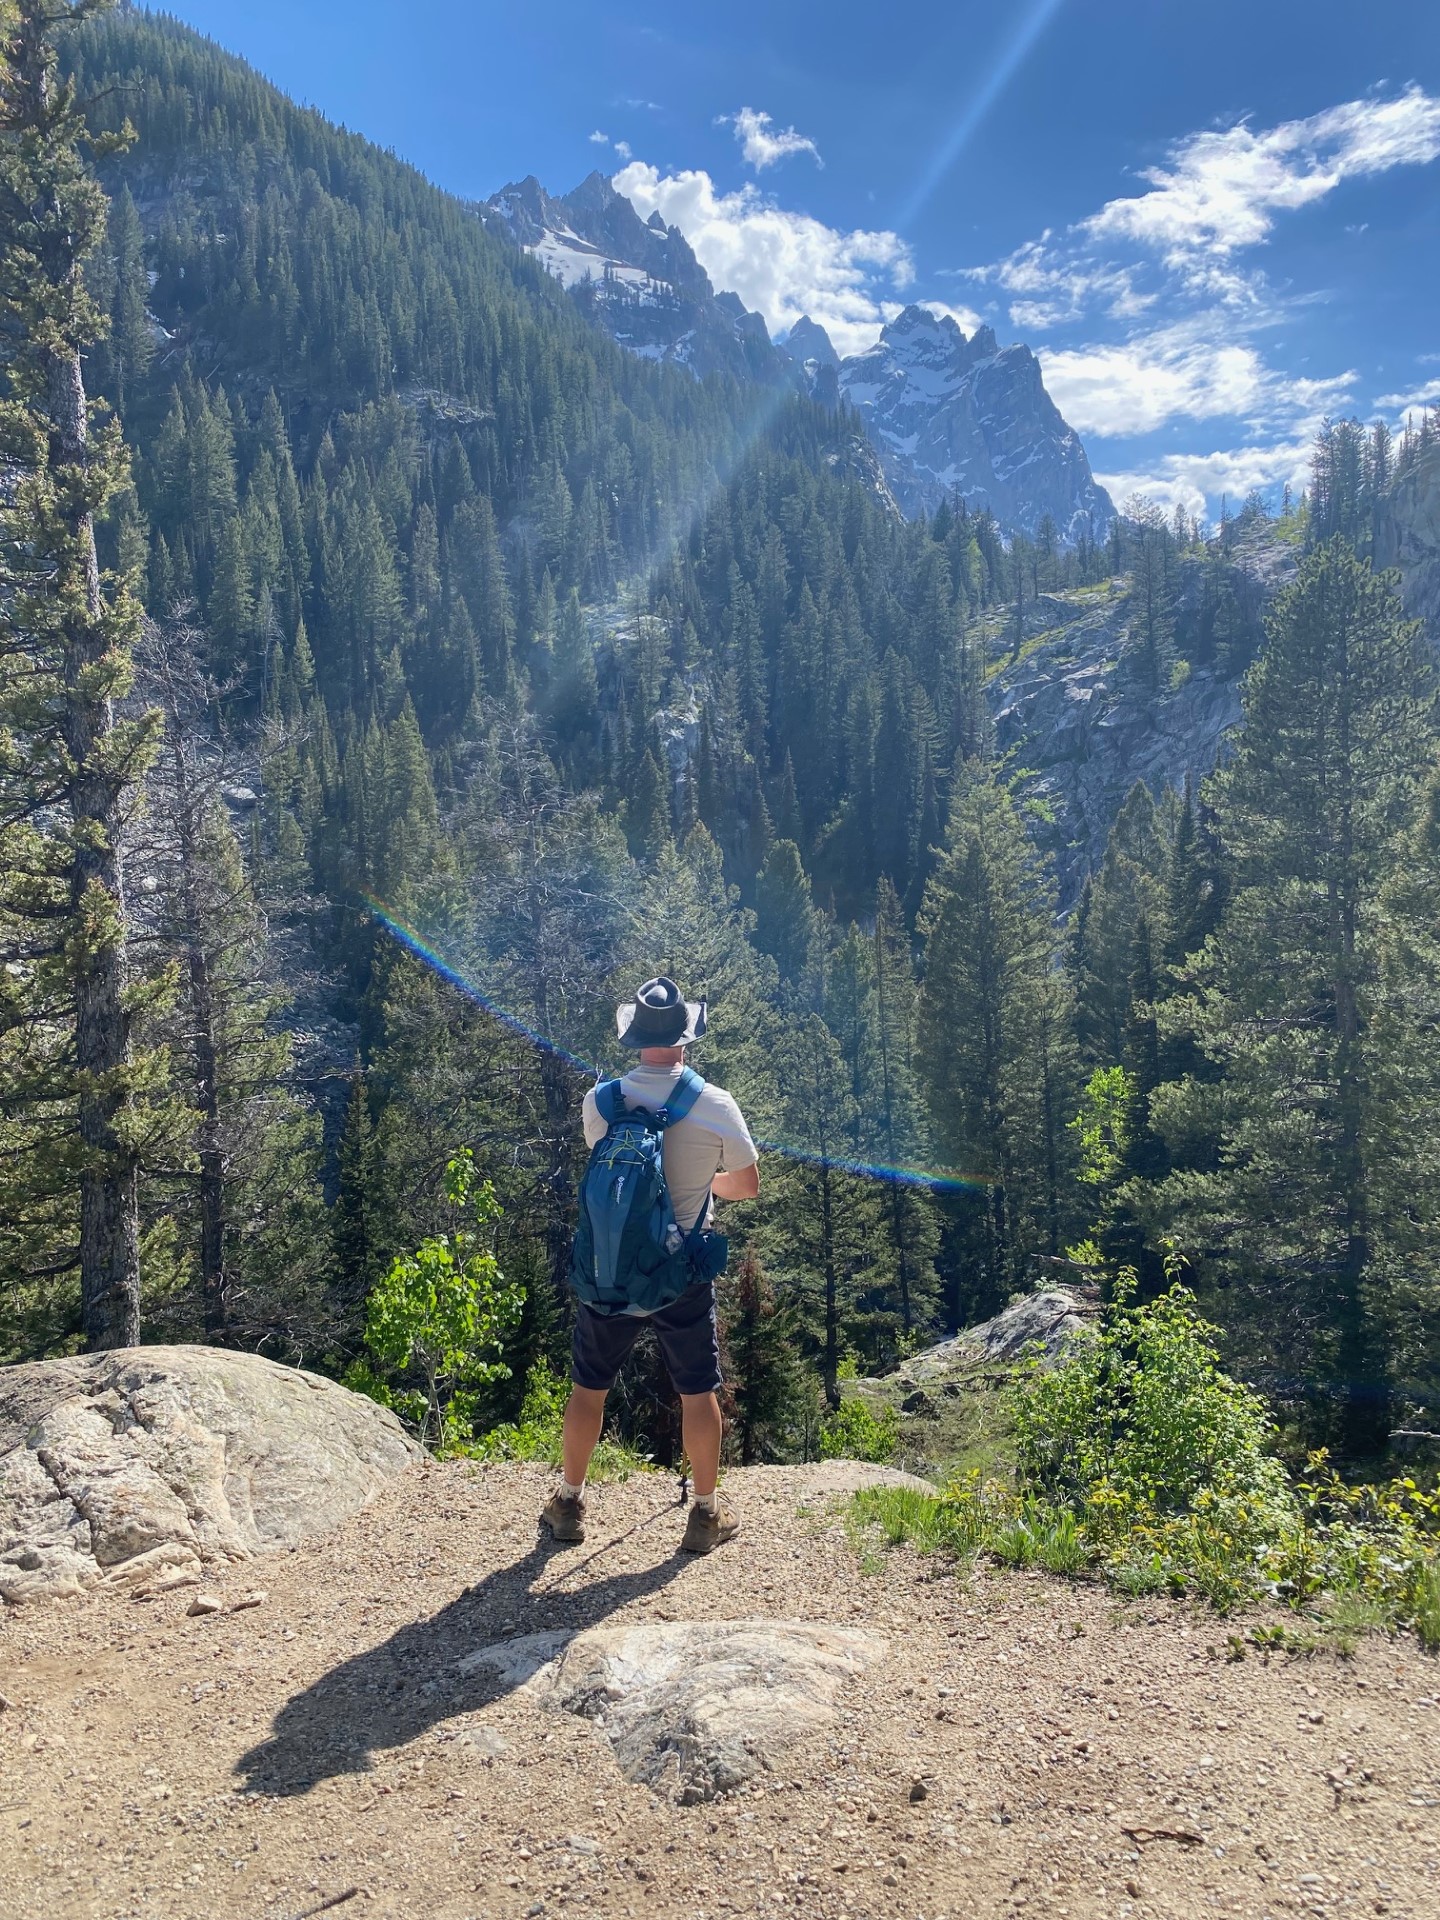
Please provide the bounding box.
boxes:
[861,1286,1098,1408]
[0,1346,423,1604]
[461,1618,886,1800]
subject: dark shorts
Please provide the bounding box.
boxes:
[570,1282,722,1397]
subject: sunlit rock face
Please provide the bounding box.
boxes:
[827,304,1114,541]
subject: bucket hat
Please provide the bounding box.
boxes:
[616,975,707,1049]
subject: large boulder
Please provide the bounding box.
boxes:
[460,1618,886,1801]
[0,1345,423,1604]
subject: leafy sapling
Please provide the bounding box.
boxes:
[363,1151,523,1447]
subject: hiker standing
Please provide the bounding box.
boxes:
[541,976,759,1554]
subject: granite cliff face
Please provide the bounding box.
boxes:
[983,530,1292,903]
[801,305,1115,542]
[1376,442,1440,634]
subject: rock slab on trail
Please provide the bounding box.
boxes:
[0,1345,423,1604]
[463,1617,887,1800]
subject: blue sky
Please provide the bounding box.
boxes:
[172,0,1440,521]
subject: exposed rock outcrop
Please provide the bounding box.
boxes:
[893,1287,1100,1389]
[1377,443,1440,634]
[0,1345,422,1604]
[986,532,1293,902]
[462,1618,887,1802]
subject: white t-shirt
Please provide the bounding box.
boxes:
[582,1065,758,1232]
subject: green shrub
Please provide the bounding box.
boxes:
[1007,1274,1291,1520]
[848,1276,1440,1647]
[362,1150,524,1448]
[467,1362,649,1481]
[820,1397,899,1464]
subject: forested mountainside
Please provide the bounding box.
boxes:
[4,6,1440,1477]
[483,170,1114,541]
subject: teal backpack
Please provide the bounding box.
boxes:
[570,1068,728,1316]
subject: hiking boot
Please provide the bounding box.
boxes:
[680,1498,739,1555]
[540,1489,587,1544]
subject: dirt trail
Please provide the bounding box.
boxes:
[1,1460,1436,1919]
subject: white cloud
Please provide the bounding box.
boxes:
[915,297,986,335]
[1374,380,1440,417]
[613,159,911,358]
[1095,439,1315,522]
[1084,86,1440,266]
[720,106,823,172]
[1039,320,1356,439]
[588,129,609,145]
[614,139,632,162]
[955,85,1440,517]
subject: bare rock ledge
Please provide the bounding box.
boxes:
[0,1345,423,1604]
[461,1617,888,1802]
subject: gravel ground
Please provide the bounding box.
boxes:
[1,1459,1437,1920]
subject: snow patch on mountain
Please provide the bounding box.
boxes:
[785,306,1114,542]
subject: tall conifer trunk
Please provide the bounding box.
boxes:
[56,330,141,1346]
[5,1,144,1346]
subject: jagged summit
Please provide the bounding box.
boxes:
[780,314,840,373]
[482,173,780,383]
[836,304,1113,540]
[486,176,1112,542]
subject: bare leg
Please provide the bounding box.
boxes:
[562,1385,607,1486]
[678,1391,723,1498]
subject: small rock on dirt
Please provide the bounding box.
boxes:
[187,1593,224,1616]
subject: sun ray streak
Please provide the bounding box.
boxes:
[900,0,1067,230]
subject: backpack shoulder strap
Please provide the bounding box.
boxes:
[659,1066,705,1128]
[596,1079,630,1126]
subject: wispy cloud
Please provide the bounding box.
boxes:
[1041,319,1355,439]
[1081,86,1440,268]
[719,106,823,172]
[613,159,910,358]
[1373,379,1440,417]
[956,86,1440,514]
[1095,438,1316,521]
[588,129,609,145]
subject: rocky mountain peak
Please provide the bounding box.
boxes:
[837,308,1113,539]
[780,314,840,372]
[485,177,1111,541]
[483,172,784,384]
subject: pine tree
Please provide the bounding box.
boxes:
[764,1013,882,1408]
[917,765,1078,1316]
[1125,503,1176,694]
[1072,781,1168,1070]
[872,879,938,1333]
[0,1,167,1347]
[754,839,818,991]
[719,1246,807,1464]
[626,749,673,862]
[1370,760,1440,1422]
[332,1070,379,1323]
[1146,541,1438,1452]
[141,614,329,1346]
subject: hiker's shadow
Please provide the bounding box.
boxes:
[237,1522,690,1796]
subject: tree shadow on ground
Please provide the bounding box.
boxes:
[237,1513,691,1796]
